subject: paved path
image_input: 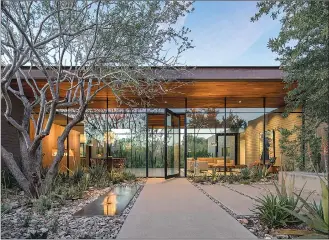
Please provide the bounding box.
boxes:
[118,178,256,239]
[200,185,256,216]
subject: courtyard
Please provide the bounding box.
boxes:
[1,1,328,239]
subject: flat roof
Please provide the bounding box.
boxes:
[8,66,283,81]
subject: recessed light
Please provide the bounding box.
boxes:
[238,100,242,104]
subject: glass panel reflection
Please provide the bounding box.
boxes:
[74,185,139,216]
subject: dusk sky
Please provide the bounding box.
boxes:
[177,1,281,66]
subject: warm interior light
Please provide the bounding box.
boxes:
[104,131,116,144]
[52,149,74,157]
[238,100,242,104]
[102,193,117,216]
[80,134,85,143]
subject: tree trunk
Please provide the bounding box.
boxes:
[1,146,34,197]
[41,138,65,195]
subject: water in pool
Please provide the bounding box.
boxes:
[74,185,140,216]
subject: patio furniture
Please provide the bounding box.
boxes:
[187,159,208,172]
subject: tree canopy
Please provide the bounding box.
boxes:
[252,1,328,171]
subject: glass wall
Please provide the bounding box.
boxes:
[33,97,304,177]
[185,97,303,175]
[226,98,265,167]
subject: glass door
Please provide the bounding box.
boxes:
[216,133,238,165]
[164,109,180,178]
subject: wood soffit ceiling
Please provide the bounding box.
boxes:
[14,67,287,108]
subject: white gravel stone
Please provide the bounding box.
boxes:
[1,180,145,239]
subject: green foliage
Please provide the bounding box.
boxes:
[253,1,329,173]
[88,163,108,183]
[250,166,262,181]
[277,174,328,236]
[49,166,137,203]
[210,168,218,184]
[252,180,307,228]
[190,173,209,183]
[33,195,52,214]
[252,193,302,228]
[252,1,329,122]
[240,167,251,180]
[227,172,239,184]
[71,165,85,183]
[311,201,324,221]
[319,177,328,225]
[1,169,18,189]
[22,215,31,227]
[1,203,11,214]
[281,194,328,235]
[121,171,137,181]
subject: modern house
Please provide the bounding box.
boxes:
[1,67,303,178]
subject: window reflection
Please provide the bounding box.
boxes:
[102,192,117,216]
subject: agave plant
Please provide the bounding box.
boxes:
[280,177,328,237]
[240,167,250,180]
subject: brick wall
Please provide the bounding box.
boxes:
[1,93,24,166]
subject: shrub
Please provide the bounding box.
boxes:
[251,193,301,228]
[33,195,52,214]
[121,171,137,181]
[280,177,328,237]
[226,172,240,184]
[71,165,84,183]
[191,174,208,183]
[240,168,250,180]
[210,168,218,183]
[1,169,18,189]
[250,166,262,181]
[88,163,107,183]
[311,200,324,221]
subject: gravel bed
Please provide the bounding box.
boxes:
[1,179,145,239]
[189,180,303,239]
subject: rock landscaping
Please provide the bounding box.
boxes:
[1,180,145,239]
[190,180,316,239]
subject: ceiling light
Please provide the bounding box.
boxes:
[238,100,242,104]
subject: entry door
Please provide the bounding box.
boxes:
[164,109,180,178]
[216,133,238,165]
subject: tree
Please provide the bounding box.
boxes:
[1,0,194,197]
[252,1,329,171]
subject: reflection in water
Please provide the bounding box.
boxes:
[103,192,117,216]
[74,185,139,217]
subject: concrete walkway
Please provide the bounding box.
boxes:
[118,178,256,239]
[200,184,256,216]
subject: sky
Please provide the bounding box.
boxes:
[176,1,281,66]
